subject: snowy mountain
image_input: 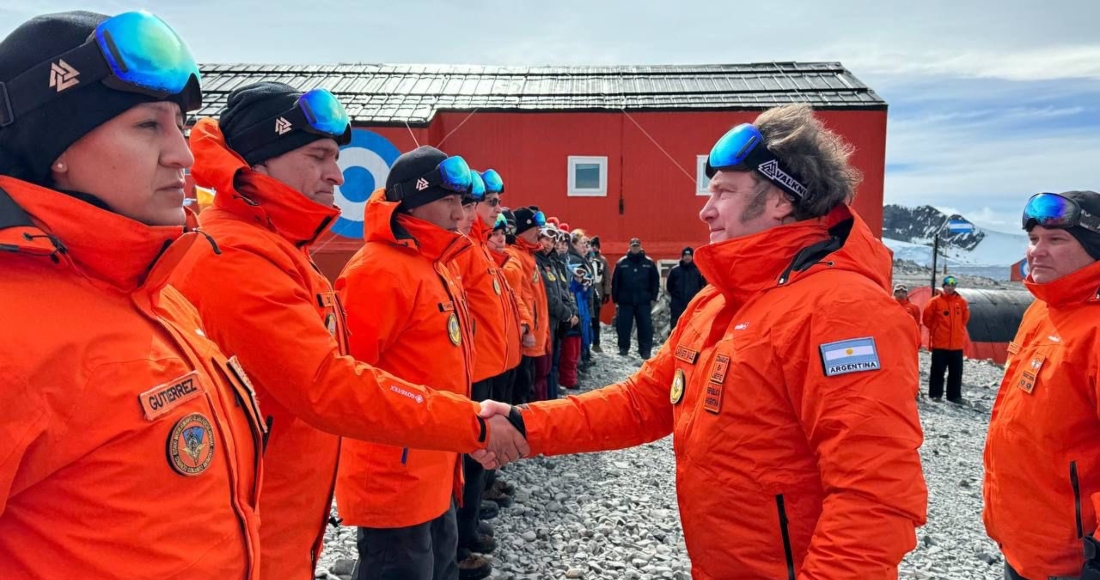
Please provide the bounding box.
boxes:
[882,204,1027,267]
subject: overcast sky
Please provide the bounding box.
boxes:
[4,0,1097,232]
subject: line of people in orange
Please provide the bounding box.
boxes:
[3,9,1100,580]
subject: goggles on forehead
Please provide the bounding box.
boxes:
[481,169,504,194]
[1,10,201,128]
[463,171,486,205]
[943,276,958,287]
[231,88,351,153]
[1022,193,1100,235]
[387,155,474,201]
[492,212,509,232]
[705,123,809,201]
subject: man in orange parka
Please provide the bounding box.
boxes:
[894,283,922,329]
[171,84,526,580]
[336,147,527,580]
[984,190,1100,580]
[481,105,928,580]
[922,275,970,402]
[451,170,523,574]
[502,207,551,405]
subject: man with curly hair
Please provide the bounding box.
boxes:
[479,104,928,579]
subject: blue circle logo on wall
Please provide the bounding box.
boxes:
[333,129,401,239]
[1018,259,1030,279]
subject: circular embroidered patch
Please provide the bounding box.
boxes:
[670,369,686,404]
[167,413,215,476]
[447,313,462,346]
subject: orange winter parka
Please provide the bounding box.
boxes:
[452,215,523,381]
[0,177,264,579]
[503,237,549,358]
[335,190,475,528]
[983,259,1100,580]
[172,120,493,578]
[519,206,928,580]
[922,291,970,350]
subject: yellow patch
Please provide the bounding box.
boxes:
[493,278,501,295]
[448,313,462,346]
[670,369,686,404]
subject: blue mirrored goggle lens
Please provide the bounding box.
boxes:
[469,172,486,200]
[95,11,199,96]
[494,213,508,229]
[708,123,763,171]
[533,211,547,227]
[438,156,473,192]
[1023,193,1077,228]
[944,277,958,286]
[482,169,504,194]
[299,88,350,137]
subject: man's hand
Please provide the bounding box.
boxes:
[474,400,530,469]
[569,315,579,326]
[522,333,536,348]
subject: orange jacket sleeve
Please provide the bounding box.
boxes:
[174,243,487,452]
[503,258,534,330]
[520,343,676,456]
[787,297,928,579]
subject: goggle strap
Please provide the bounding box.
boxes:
[0,43,111,128]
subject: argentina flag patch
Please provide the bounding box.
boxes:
[819,337,881,377]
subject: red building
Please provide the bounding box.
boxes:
[190,62,888,280]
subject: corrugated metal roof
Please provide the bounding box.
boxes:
[191,62,885,125]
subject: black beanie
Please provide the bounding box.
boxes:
[1060,190,1100,261]
[590,236,601,248]
[513,207,541,235]
[0,11,189,184]
[220,82,332,166]
[385,146,457,210]
[682,246,694,256]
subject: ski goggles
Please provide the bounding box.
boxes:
[481,169,504,194]
[705,123,809,201]
[387,155,474,201]
[464,171,486,204]
[943,276,958,287]
[1022,193,1100,234]
[1,11,202,128]
[231,88,351,154]
[492,212,509,232]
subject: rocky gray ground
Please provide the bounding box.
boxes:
[317,328,1009,580]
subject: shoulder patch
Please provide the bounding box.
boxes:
[819,337,881,377]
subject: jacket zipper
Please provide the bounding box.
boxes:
[1072,461,1084,539]
[776,494,796,580]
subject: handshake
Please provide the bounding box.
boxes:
[474,400,530,470]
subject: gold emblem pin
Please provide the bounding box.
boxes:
[670,369,686,404]
[447,313,462,346]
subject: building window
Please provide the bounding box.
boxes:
[696,155,711,196]
[567,156,608,197]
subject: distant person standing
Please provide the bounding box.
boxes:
[611,237,659,358]
[893,284,922,329]
[984,190,1100,580]
[666,247,707,330]
[922,275,970,403]
[587,236,613,353]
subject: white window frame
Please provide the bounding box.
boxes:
[696,155,711,196]
[567,156,608,197]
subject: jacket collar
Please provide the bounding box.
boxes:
[190,118,338,249]
[694,205,892,305]
[363,188,469,262]
[1026,259,1100,308]
[0,176,200,292]
[512,235,542,255]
